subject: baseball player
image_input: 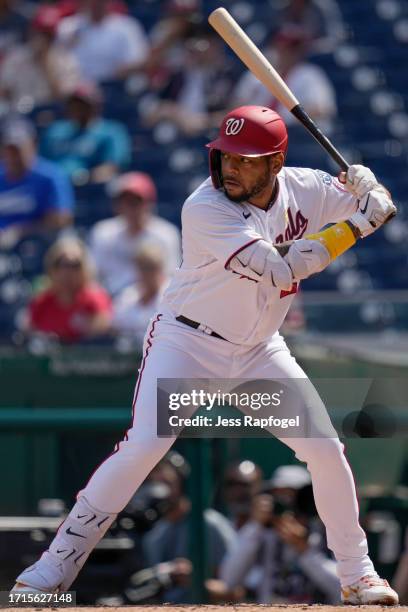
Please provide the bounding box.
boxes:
[13,106,399,605]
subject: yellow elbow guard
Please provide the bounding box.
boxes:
[305,221,358,262]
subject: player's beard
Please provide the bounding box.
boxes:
[223,167,271,203]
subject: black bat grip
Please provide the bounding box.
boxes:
[291,104,349,172]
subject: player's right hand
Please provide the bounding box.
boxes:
[284,238,331,280]
[348,189,397,238]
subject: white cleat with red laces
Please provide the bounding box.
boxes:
[341,574,399,605]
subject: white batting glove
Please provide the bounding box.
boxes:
[348,189,397,238]
[340,164,379,199]
[283,238,331,281]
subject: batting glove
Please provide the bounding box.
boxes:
[283,238,331,280]
[348,189,397,238]
[339,164,379,199]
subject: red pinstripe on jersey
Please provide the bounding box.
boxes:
[126,313,163,439]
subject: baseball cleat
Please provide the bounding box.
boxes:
[14,558,63,593]
[341,573,399,605]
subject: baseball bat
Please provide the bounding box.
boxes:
[208,7,349,172]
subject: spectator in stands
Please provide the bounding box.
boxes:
[143,453,236,603]
[268,465,313,510]
[220,466,341,604]
[0,0,32,63]
[57,0,149,82]
[0,5,80,110]
[143,25,235,135]
[40,81,131,184]
[275,0,346,54]
[113,244,169,344]
[146,0,202,75]
[28,237,112,343]
[89,172,181,296]
[222,460,263,530]
[232,25,337,134]
[206,460,264,603]
[0,118,73,247]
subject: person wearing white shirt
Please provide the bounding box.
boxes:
[89,172,181,296]
[113,244,169,344]
[57,0,149,82]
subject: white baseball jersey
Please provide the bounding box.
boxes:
[162,167,357,345]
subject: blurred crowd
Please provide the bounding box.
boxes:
[0,0,349,346]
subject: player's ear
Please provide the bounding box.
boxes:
[269,152,284,175]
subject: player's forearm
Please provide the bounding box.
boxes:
[280,219,366,283]
[304,220,359,263]
[297,188,394,265]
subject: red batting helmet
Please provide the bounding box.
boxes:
[206,105,288,188]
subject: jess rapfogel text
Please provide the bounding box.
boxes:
[168,414,300,429]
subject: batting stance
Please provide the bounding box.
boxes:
[14,106,399,605]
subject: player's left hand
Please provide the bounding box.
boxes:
[339,164,379,199]
[284,238,330,280]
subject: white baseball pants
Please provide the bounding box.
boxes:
[77,311,374,586]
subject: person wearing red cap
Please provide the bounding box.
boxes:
[54,0,129,17]
[0,5,80,109]
[89,172,181,295]
[12,106,398,605]
[39,81,131,183]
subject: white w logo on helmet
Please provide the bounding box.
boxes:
[225,117,245,136]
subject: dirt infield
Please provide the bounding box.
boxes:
[2,606,406,611]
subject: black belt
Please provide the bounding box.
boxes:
[176,315,227,341]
